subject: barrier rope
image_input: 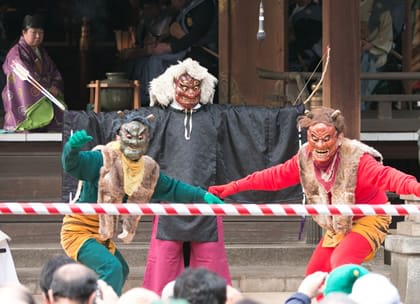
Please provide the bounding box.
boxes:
[0,203,419,216]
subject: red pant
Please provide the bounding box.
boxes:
[306,232,373,302]
[305,232,373,275]
[142,216,231,295]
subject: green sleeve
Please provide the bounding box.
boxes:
[61,141,103,182]
[152,172,207,203]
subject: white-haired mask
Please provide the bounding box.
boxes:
[174,73,201,110]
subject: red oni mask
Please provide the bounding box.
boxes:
[175,73,201,109]
[307,123,343,165]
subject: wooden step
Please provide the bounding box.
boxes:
[0,141,62,201]
[0,176,62,200]
[1,216,304,245]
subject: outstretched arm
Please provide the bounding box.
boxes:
[209,155,301,199]
[152,172,224,204]
[358,154,420,197]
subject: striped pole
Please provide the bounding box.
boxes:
[0,202,418,216]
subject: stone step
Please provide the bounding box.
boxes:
[9,242,316,269]
[12,244,315,294]
[15,249,390,295]
[0,216,305,245]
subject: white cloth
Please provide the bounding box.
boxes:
[0,231,20,284]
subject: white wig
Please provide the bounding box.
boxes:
[149,58,218,107]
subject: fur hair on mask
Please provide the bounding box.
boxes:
[149,57,217,107]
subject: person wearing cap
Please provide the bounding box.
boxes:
[209,107,420,287]
[323,264,401,304]
[1,14,65,131]
[60,112,224,296]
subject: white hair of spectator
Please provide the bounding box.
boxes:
[349,273,401,304]
[161,280,175,300]
[118,287,160,304]
[226,285,243,304]
[320,292,357,304]
[0,284,36,304]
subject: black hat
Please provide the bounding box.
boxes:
[22,14,45,30]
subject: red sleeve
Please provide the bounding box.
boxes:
[355,154,420,203]
[236,154,301,191]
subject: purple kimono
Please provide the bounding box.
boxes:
[1,36,64,131]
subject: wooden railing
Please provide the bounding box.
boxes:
[257,68,420,132]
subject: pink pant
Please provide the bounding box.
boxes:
[142,216,232,295]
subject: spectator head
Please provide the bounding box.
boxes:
[323,264,369,296]
[161,280,175,300]
[118,287,160,304]
[48,263,98,304]
[349,273,401,304]
[323,264,401,304]
[226,285,243,304]
[320,292,357,304]
[0,284,36,304]
[39,254,76,303]
[174,267,227,304]
[233,299,260,304]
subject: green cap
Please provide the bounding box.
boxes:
[323,264,369,296]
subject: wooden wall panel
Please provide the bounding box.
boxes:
[219,0,286,105]
[322,0,360,139]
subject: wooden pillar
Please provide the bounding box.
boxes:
[403,0,413,93]
[322,0,360,140]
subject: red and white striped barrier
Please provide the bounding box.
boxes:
[0,202,419,216]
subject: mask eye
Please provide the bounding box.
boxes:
[123,130,132,139]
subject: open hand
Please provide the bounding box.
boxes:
[68,130,93,149]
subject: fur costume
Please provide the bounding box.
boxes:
[298,138,383,234]
[97,141,160,243]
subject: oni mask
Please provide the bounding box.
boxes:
[118,121,150,161]
[307,123,343,165]
[174,73,201,109]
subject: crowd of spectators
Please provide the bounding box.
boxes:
[0,255,402,304]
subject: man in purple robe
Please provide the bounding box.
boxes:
[1,14,65,132]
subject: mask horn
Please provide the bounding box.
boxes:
[146,114,155,122]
